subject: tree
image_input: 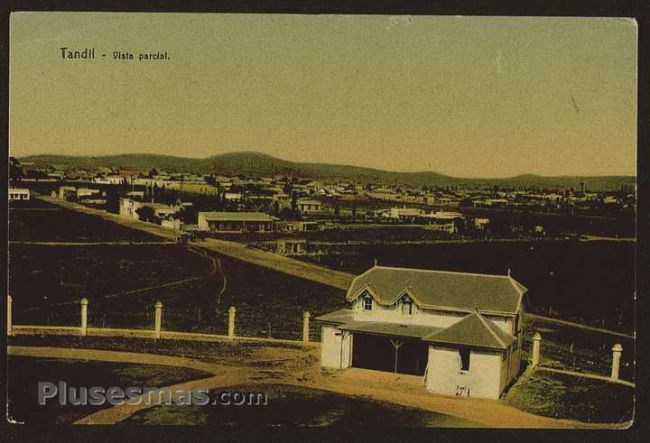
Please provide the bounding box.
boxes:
[178,205,198,224]
[105,187,120,214]
[136,206,159,223]
[290,191,299,211]
[9,157,22,180]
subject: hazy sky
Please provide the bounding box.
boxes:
[10,13,637,177]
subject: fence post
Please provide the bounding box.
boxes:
[228,306,236,339]
[531,332,541,367]
[80,298,88,336]
[154,301,163,339]
[611,343,623,380]
[7,295,13,337]
[303,311,311,344]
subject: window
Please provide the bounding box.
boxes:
[363,295,373,311]
[401,296,413,315]
[459,348,471,371]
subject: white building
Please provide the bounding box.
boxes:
[119,198,180,221]
[316,265,526,400]
[389,207,425,220]
[197,212,278,233]
[9,188,30,201]
[93,175,124,185]
[297,199,323,216]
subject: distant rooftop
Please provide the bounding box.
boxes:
[199,212,278,222]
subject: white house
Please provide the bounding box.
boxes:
[197,212,278,233]
[389,207,425,221]
[297,199,323,216]
[9,188,30,201]
[316,265,527,400]
[119,198,180,221]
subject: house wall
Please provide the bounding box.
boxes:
[119,198,142,220]
[197,213,209,231]
[425,345,504,399]
[320,325,353,369]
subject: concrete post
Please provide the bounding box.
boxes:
[80,298,88,336]
[611,343,623,380]
[228,306,236,339]
[303,311,311,344]
[7,295,13,337]
[154,301,163,339]
[531,332,542,367]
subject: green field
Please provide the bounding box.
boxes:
[506,371,634,424]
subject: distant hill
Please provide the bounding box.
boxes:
[18,152,635,191]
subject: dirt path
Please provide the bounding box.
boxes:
[526,313,634,339]
[8,345,616,428]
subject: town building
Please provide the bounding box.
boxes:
[197,212,278,233]
[9,187,30,201]
[389,207,425,221]
[297,199,324,216]
[316,265,526,399]
[119,198,180,221]
[276,239,307,255]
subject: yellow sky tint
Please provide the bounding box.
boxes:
[9,13,637,177]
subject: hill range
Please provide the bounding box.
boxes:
[17,152,635,191]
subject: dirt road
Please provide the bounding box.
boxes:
[8,345,620,428]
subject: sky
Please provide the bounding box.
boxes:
[9,13,637,177]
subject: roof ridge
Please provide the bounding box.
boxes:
[475,312,507,348]
[373,265,512,279]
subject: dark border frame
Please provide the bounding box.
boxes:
[0,1,646,441]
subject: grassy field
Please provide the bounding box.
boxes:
[506,370,634,424]
[9,199,159,242]
[521,316,635,382]
[7,356,212,424]
[9,245,345,338]
[124,383,484,427]
[9,243,214,327]
[300,240,635,333]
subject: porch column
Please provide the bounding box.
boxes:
[80,298,88,336]
[531,332,541,367]
[302,311,310,344]
[390,339,404,373]
[154,301,163,339]
[7,295,13,337]
[611,343,623,380]
[228,306,236,339]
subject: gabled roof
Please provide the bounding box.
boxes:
[423,311,516,350]
[346,266,526,315]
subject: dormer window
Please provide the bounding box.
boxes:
[363,295,373,311]
[401,295,413,315]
